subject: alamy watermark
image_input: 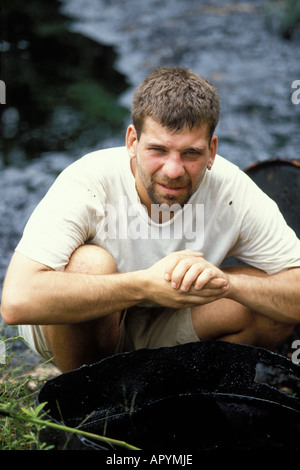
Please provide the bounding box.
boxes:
[94,197,204,248]
[291,340,300,365]
[0,80,6,104]
[0,340,5,365]
[291,80,300,104]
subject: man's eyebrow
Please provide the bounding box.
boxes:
[146,143,207,151]
[146,142,167,148]
[146,143,208,153]
[183,146,207,152]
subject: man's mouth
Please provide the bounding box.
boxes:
[157,183,187,195]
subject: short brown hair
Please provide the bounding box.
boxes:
[131,66,220,141]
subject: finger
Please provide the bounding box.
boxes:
[192,286,229,298]
[177,262,207,291]
[170,259,200,289]
[194,268,228,291]
[163,254,183,281]
[172,256,208,290]
[200,277,229,289]
[164,252,203,282]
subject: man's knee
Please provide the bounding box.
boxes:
[192,298,296,350]
[244,314,296,350]
[65,244,117,275]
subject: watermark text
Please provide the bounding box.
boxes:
[291,339,300,365]
[0,340,6,364]
[291,80,300,104]
[0,80,6,104]
[106,454,193,467]
[95,197,204,248]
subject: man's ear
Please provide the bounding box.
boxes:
[209,135,218,166]
[126,124,138,158]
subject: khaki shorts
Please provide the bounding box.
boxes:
[18,306,200,365]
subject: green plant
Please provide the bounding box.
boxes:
[0,329,53,449]
[0,329,140,450]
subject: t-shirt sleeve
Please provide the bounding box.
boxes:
[15,162,103,270]
[226,172,300,274]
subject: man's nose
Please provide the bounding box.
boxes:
[163,153,185,179]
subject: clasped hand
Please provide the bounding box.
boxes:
[164,249,229,290]
[147,250,230,307]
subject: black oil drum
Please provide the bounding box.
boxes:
[37,341,300,450]
[245,158,300,237]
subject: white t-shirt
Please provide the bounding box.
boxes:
[16,147,300,276]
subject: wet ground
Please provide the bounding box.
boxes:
[1,0,300,370]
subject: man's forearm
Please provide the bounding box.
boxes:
[226,268,300,324]
[2,269,146,325]
[1,249,229,325]
[3,248,299,326]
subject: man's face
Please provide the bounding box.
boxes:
[126,117,217,214]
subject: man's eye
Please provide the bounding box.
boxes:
[150,148,166,153]
[184,151,200,159]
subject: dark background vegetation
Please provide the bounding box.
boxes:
[0,0,129,166]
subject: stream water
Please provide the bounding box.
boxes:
[1,0,300,327]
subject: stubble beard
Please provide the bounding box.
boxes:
[146,177,192,208]
[135,156,203,212]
